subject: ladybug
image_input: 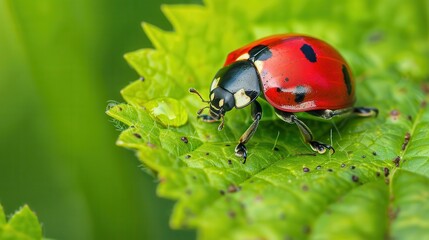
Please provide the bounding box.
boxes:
[190,34,378,163]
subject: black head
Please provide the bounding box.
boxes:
[190,60,261,130]
[208,87,234,120]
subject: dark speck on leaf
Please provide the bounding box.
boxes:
[185,154,191,159]
[205,152,210,156]
[388,207,400,221]
[227,159,232,165]
[180,136,189,143]
[393,156,401,167]
[407,115,412,121]
[327,169,333,172]
[351,166,356,170]
[118,106,123,111]
[362,155,366,158]
[373,151,377,156]
[422,83,429,95]
[227,185,241,193]
[402,132,411,150]
[316,165,322,170]
[133,133,142,139]
[376,172,381,177]
[384,167,390,177]
[255,195,263,202]
[147,142,156,148]
[303,225,311,234]
[225,144,231,147]
[390,109,400,120]
[302,185,309,191]
[341,163,346,168]
[219,190,225,195]
[352,175,359,182]
[303,167,310,173]
[274,147,279,151]
[228,210,236,219]
[139,76,145,81]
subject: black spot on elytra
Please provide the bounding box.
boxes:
[300,44,317,63]
[342,65,352,95]
[284,77,289,82]
[248,44,272,61]
[294,85,308,103]
[276,87,282,92]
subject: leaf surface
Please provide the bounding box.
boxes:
[0,205,43,240]
[107,0,429,239]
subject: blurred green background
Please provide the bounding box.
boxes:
[0,0,199,239]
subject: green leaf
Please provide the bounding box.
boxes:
[0,205,6,226]
[108,0,429,239]
[0,204,43,240]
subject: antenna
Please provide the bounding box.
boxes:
[189,88,210,103]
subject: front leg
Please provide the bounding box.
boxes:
[275,109,335,154]
[235,100,262,163]
[198,114,217,122]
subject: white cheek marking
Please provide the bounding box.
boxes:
[219,99,224,107]
[236,53,250,61]
[234,89,251,108]
[210,77,220,91]
[210,93,215,101]
[254,60,264,73]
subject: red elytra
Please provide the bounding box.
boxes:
[224,34,355,112]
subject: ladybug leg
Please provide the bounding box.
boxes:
[198,114,218,122]
[308,108,353,119]
[309,107,378,119]
[353,107,379,117]
[235,100,262,163]
[275,110,335,154]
